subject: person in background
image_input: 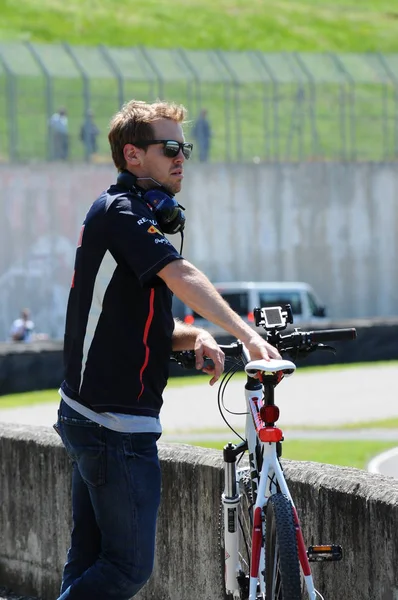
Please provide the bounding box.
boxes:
[192,108,212,162]
[10,308,34,342]
[49,107,69,160]
[54,99,280,600]
[79,109,100,161]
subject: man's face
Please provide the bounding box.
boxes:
[125,118,187,195]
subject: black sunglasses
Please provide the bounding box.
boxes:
[135,139,193,160]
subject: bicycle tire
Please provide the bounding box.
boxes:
[220,470,254,600]
[265,493,302,600]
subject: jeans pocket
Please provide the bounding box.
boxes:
[60,419,107,488]
[122,432,161,459]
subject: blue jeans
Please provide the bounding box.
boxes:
[56,400,161,600]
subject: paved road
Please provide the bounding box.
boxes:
[1,363,397,474]
[368,447,398,477]
[161,363,398,431]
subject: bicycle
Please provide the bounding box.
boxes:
[171,303,357,600]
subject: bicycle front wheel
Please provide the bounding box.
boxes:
[265,493,302,600]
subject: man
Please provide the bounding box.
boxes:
[49,107,69,160]
[10,308,34,342]
[55,99,280,600]
[192,108,212,162]
[79,108,100,161]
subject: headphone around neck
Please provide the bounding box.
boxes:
[116,170,186,235]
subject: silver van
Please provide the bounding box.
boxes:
[172,281,328,335]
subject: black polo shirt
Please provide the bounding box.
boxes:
[60,183,183,417]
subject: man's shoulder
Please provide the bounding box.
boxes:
[106,183,141,201]
[86,186,138,211]
[105,185,151,216]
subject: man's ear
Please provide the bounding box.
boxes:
[124,143,142,167]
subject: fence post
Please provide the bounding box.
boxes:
[0,47,17,161]
[293,52,321,160]
[99,45,125,109]
[138,46,164,100]
[176,49,201,126]
[63,43,91,162]
[249,52,271,161]
[283,52,307,161]
[215,50,241,162]
[255,52,280,161]
[377,52,398,160]
[25,41,54,161]
[370,53,390,161]
[210,50,232,162]
[329,53,356,160]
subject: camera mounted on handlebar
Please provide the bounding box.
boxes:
[253,304,294,332]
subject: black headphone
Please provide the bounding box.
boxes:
[116,170,186,235]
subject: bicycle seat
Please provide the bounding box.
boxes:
[245,358,296,378]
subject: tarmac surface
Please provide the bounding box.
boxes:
[1,363,396,435]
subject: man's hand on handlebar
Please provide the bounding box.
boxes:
[194,330,225,386]
[244,333,282,362]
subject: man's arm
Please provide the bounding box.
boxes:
[172,319,225,385]
[172,319,205,351]
[159,259,280,362]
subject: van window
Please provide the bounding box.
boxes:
[307,292,325,317]
[258,291,302,315]
[219,292,249,316]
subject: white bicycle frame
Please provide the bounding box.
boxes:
[221,353,318,600]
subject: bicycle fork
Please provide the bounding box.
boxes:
[222,442,245,597]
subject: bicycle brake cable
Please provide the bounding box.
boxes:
[217,358,247,442]
[220,363,248,417]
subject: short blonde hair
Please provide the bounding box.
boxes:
[108,99,187,171]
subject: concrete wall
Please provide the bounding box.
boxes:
[0,163,398,342]
[0,341,64,395]
[1,422,398,600]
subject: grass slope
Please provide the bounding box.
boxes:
[0,0,398,52]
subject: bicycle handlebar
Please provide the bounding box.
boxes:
[171,327,357,369]
[272,327,357,349]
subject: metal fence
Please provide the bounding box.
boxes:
[0,42,398,163]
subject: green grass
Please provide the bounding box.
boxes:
[192,439,398,470]
[0,0,397,163]
[0,389,59,409]
[341,418,398,429]
[1,0,398,52]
